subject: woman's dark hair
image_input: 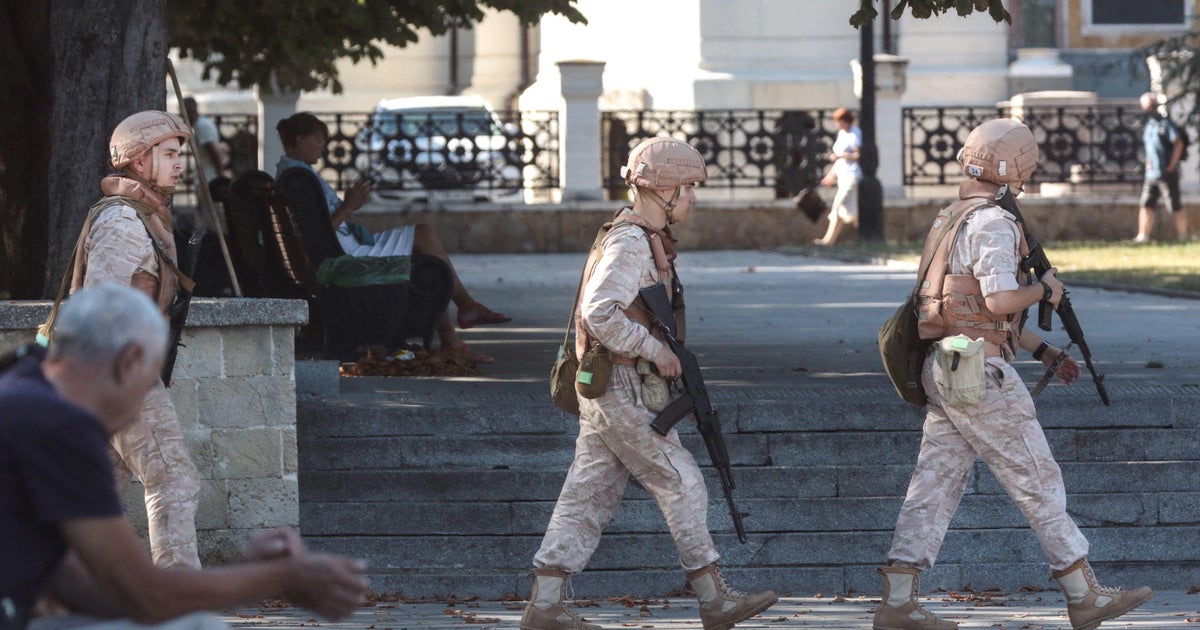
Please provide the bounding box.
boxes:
[276,112,329,149]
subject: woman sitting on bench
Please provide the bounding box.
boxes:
[276,112,510,362]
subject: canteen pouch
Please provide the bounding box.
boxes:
[934,334,987,406]
[637,358,669,412]
[576,344,613,399]
[551,343,580,415]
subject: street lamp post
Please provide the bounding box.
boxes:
[858,16,884,241]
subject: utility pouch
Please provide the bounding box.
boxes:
[636,358,669,412]
[550,343,580,415]
[576,344,613,399]
[935,334,987,406]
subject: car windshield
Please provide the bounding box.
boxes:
[374,108,497,138]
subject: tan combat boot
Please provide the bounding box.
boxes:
[519,569,601,630]
[685,564,778,630]
[872,566,958,630]
[1051,558,1153,630]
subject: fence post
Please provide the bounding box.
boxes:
[874,54,909,195]
[557,60,606,201]
[255,80,299,179]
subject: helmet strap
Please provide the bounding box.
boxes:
[146,145,177,195]
[637,186,681,223]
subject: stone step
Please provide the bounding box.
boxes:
[301,460,1200,503]
[298,394,1200,438]
[296,388,1200,598]
[301,492,1200,537]
[299,427,1200,471]
[308,527,1200,570]
[305,527,1200,597]
[338,561,1200,600]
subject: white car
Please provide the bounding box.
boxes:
[356,95,523,202]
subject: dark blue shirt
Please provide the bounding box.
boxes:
[0,348,122,628]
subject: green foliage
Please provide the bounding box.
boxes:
[167,0,585,94]
[1133,33,1200,138]
[850,0,1010,28]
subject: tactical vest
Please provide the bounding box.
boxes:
[574,209,683,363]
[915,195,1030,353]
[70,196,188,313]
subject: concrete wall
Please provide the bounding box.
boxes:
[352,192,1199,253]
[0,298,308,566]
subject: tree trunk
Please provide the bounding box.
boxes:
[0,3,51,300]
[0,0,165,299]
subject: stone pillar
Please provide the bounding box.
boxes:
[557,60,605,201]
[256,84,299,177]
[1008,48,1073,96]
[873,54,909,194]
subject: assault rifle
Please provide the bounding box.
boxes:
[639,282,748,543]
[161,227,204,386]
[995,185,1111,406]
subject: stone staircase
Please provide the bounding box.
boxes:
[297,379,1200,599]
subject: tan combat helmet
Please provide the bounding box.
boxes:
[957,118,1039,186]
[109,110,191,169]
[621,137,707,189]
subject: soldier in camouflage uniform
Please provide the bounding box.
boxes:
[874,120,1152,630]
[521,138,777,630]
[69,111,202,568]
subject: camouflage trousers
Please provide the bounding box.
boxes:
[111,381,202,569]
[887,354,1089,572]
[533,365,720,574]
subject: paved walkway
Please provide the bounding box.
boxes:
[341,248,1200,401]
[226,589,1200,629]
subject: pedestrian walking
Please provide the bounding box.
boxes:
[1133,92,1189,243]
[874,119,1154,630]
[522,137,777,630]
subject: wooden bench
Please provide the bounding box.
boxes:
[226,170,452,360]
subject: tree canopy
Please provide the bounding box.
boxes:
[850,0,1010,28]
[167,0,586,94]
[1135,35,1200,136]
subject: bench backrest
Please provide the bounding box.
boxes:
[276,167,347,272]
[228,170,311,299]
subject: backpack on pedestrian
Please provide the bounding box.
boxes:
[1160,117,1190,162]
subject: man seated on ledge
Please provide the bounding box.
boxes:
[0,283,368,630]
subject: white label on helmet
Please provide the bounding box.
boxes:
[998,160,1007,176]
[967,165,983,177]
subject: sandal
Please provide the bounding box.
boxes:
[456,301,512,329]
[446,341,494,364]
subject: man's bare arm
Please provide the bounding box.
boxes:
[60,517,367,623]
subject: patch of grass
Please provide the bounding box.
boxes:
[824,240,1200,294]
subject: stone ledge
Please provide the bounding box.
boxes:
[0,297,308,330]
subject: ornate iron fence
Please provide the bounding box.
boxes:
[601,110,842,197]
[178,113,258,200]
[312,110,558,198]
[903,105,1146,186]
[176,105,1151,202]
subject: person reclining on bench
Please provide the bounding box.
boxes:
[275,112,510,363]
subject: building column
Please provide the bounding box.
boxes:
[873,54,909,195]
[557,60,605,201]
[256,83,299,177]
